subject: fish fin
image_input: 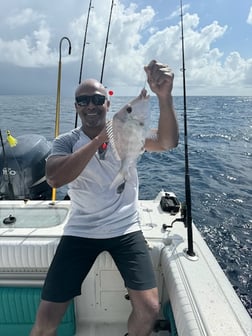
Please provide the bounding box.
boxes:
[106,120,120,160]
[106,120,113,140]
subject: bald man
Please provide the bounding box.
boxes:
[30,60,178,336]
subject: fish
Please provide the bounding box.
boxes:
[107,88,150,191]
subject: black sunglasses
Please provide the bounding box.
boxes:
[76,94,106,106]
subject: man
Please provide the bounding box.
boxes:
[30,60,179,336]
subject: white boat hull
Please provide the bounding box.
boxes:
[0,191,251,335]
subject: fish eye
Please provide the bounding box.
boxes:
[126,106,132,113]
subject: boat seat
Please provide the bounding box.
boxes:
[0,236,60,285]
[0,287,76,336]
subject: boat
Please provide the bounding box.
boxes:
[0,191,251,335]
[0,130,251,336]
[0,1,251,334]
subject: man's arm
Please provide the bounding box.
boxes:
[46,131,106,188]
[144,60,179,152]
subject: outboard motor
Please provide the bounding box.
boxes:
[0,134,52,200]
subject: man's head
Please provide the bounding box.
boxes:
[75,79,108,99]
[75,79,110,131]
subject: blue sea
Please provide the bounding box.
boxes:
[0,95,251,316]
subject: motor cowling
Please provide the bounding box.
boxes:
[0,134,52,200]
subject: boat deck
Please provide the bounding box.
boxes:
[0,193,251,336]
[75,322,169,336]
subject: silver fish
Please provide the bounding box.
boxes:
[107,88,150,190]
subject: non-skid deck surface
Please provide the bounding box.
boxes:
[75,322,169,336]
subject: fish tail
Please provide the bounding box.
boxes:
[110,162,129,190]
[110,170,125,190]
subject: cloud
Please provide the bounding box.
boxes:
[5,8,45,28]
[247,6,252,24]
[0,22,57,67]
[168,3,190,20]
[0,0,251,95]
[68,1,156,86]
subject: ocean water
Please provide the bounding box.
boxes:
[0,94,251,316]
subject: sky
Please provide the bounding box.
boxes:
[0,0,251,97]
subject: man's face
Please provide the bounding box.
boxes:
[75,82,109,128]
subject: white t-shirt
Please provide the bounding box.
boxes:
[49,127,141,238]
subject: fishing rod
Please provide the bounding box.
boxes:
[180,0,195,257]
[75,0,94,128]
[100,0,115,83]
[51,36,71,201]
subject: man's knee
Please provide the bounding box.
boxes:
[130,288,160,320]
[145,297,160,319]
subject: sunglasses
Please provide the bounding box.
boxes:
[75,94,106,106]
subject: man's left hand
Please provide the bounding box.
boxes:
[144,60,174,98]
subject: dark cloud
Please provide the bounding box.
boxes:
[0,63,80,96]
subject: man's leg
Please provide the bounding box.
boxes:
[127,287,159,336]
[30,299,70,336]
[108,232,159,336]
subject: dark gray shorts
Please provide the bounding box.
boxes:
[42,231,157,302]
